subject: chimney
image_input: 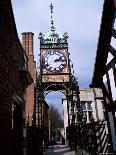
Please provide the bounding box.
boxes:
[22,32,34,55]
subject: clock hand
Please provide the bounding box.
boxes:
[54,57,62,62]
[54,59,58,62]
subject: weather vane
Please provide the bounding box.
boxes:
[50,3,53,13]
[49,3,55,31]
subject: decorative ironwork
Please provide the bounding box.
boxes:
[40,43,68,49]
[49,3,55,31]
[30,3,83,154]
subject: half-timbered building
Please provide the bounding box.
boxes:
[90,0,116,152]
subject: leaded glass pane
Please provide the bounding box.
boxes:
[80,101,86,110]
[87,102,92,110]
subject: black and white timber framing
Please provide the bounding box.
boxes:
[90,0,116,152]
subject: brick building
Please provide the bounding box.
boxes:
[22,32,36,125]
[0,1,33,155]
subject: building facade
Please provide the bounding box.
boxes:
[0,1,33,155]
[91,0,116,152]
[80,88,104,122]
[63,88,109,153]
[22,32,36,125]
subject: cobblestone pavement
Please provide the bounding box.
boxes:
[43,145,75,155]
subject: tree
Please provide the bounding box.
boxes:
[48,104,64,134]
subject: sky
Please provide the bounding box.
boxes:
[12,0,104,115]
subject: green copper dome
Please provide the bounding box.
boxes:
[39,29,68,44]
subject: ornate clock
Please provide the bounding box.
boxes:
[43,50,67,73]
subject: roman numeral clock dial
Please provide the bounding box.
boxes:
[43,50,67,73]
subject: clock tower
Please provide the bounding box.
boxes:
[34,4,81,131]
[33,4,81,149]
[39,4,70,85]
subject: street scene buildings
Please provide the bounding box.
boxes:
[0,0,116,155]
[63,88,109,152]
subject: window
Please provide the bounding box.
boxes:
[80,101,86,110]
[80,101,93,123]
[87,102,92,110]
[88,111,93,121]
[83,111,87,122]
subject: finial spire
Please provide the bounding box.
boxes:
[49,3,55,31]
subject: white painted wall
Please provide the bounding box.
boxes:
[103,71,116,152]
[106,52,114,65]
[108,68,116,101]
[110,37,116,50]
[103,74,109,92]
[79,88,104,122]
[62,98,68,145]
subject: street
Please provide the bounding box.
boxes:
[43,145,75,155]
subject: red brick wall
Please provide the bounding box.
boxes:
[22,33,36,125]
[0,1,30,154]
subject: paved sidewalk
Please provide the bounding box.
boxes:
[43,145,75,155]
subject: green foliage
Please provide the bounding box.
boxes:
[48,104,64,133]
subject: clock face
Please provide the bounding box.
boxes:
[43,50,67,73]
